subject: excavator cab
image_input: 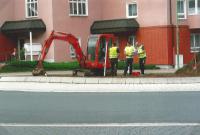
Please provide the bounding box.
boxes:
[87,34,115,69]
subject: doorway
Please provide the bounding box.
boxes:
[18,39,25,60]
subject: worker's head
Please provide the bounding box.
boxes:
[112,42,116,47]
[127,41,132,46]
[135,42,139,46]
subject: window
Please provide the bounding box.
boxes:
[191,33,200,52]
[26,0,38,18]
[69,0,88,16]
[126,2,137,18]
[177,0,186,19]
[128,35,136,45]
[188,0,200,14]
[87,36,98,61]
[69,38,81,58]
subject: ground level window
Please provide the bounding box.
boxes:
[191,33,200,52]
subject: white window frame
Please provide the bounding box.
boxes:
[177,0,187,19]
[69,0,88,16]
[190,33,200,52]
[69,38,81,58]
[126,1,138,18]
[25,0,38,18]
[188,0,200,15]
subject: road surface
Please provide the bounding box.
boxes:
[0,88,200,134]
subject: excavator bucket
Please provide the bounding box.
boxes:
[32,67,46,76]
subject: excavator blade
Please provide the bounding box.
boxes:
[32,67,46,76]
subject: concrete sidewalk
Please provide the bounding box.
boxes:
[0,69,176,77]
[1,68,199,85]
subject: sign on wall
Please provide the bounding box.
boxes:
[24,43,42,60]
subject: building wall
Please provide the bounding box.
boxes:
[100,0,170,27]
[136,26,173,65]
[171,0,200,28]
[0,0,15,61]
[0,0,199,65]
[52,0,102,62]
[0,33,15,61]
[178,26,193,64]
[0,0,14,26]
[188,15,200,29]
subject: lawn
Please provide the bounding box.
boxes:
[0,60,158,73]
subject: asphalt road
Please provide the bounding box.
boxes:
[0,91,200,124]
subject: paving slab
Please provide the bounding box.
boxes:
[98,78,113,84]
[72,77,86,84]
[60,77,74,83]
[85,78,99,84]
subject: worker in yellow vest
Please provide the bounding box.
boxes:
[109,42,119,76]
[124,41,136,76]
[137,43,147,75]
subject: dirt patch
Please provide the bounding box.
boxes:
[0,63,6,69]
[176,53,200,76]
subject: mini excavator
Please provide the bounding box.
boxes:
[32,31,116,76]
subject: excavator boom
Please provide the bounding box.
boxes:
[32,31,86,76]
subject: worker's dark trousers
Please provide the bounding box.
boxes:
[139,57,146,74]
[124,58,133,76]
[110,58,118,76]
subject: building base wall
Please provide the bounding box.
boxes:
[0,33,16,62]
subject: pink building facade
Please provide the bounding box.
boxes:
[0,0,199,68]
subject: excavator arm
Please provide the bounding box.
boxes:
[32,31,86,76]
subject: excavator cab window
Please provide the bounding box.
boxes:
[87,36,98,61]
[98,37,113,62]
[98,37,106,62]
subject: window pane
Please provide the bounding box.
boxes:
[196,34,200,47]
[190,34,195,48]
[128,4,133,16]
[35,3,38,16]
[178,0,184,13]
[78,3,82,14]
[31,3,36,16]
[73,3,77,14]
[26,0,38,17]
[82,3,86,14]
[198,0,200,13]
[28,4,31,16]
[189,0,195,14]
[128,4,137,16]
[70,3,73,14]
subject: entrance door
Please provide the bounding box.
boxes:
[18,39,25,60]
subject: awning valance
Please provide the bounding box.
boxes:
[0,19,46,34]
[91,18,139,34]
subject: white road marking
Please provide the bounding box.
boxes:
[0,123,200,127]
[0,82,200,92]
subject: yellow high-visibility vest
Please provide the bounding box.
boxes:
[138,45,146,58]
[109,47,118,58]
[125,46,135,58]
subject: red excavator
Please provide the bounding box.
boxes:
[32,31,116,76]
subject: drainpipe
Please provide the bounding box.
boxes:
[175,0,180,69]
[169,0,175,66]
